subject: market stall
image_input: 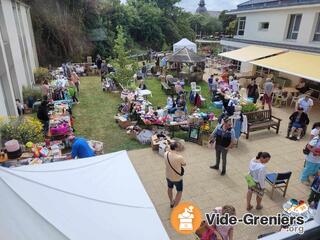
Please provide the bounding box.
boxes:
[48,100,73,139]
[173,38,197,53]
[166,47,206,82]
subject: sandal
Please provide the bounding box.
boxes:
[256,205,263,210]
[246,205,253,211]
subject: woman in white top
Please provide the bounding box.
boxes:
[309,122,320,141]
[246,152,271,211]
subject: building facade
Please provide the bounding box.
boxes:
[222,0,320,51]
[220,0,320,75]
[0,0,38,116]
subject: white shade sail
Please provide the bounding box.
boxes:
[0,151,169,240]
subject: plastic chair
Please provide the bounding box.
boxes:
[265,172,292,199]
[191,82,197,91]
[290,94,301,107]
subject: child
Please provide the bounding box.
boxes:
[68,85,79,104]
[213,205,236,240]
[308,170,320,209]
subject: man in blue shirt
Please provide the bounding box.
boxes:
[68,135,95,159]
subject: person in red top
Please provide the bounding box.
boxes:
[221,68,229,84]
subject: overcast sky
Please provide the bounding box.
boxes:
[120,0,243,12]
[177,0,243,12]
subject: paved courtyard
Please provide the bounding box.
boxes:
[128,104,319,240]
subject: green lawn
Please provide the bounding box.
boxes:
[73,76,220,153]
[73,77,145,153]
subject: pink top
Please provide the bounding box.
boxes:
[214,207,233,240]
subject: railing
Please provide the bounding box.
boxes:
[235,0,320,11]
[220,37,320,54]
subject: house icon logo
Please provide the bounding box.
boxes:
[170,202,202,235]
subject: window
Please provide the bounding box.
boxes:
[314,13,320,41]
[237,17,246,36]
[287,14,302,40]
[259,22,269,30]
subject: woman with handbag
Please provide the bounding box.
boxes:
[246,152,271,211]
[164,142,186,208]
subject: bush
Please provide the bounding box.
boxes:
[22,86,42,103]
[0,116,44,145]
[33,67,51,84]
[241,103,258,113]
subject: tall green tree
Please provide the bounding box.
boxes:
[111,26,138,89]
[219,10,236,33]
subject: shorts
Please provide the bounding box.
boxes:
[292,122,302,129]
[167,178,183,192]
[248,183,264,197]
[263,94,272,104]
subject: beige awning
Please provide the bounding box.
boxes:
[251,51,320,83]
[219,45,286,62]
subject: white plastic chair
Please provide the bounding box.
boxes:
[290,94,301,107]
[191,82,197,91]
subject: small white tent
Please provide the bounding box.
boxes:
[0,151,170,240]
[173,38,197,53]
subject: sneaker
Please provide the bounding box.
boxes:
[210,165,219,170]
[297,136,300,140]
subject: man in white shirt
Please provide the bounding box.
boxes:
[297,95,313,113]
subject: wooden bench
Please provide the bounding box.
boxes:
[161,82,173,95]
[244,110,282,139]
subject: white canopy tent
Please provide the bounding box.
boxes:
[173,38,197,53]
[0,151,169,240]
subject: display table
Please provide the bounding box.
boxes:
[138,89,152,98]
[283,87,299,96]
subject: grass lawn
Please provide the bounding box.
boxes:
[73,76,220,153]
[73,76,145,153]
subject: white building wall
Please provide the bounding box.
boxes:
[0,0,38,116]
[0,29,18,116]
[2,0,29,92]
[235,5,320,48]
[0,83,8,116]
[20,6,36,73]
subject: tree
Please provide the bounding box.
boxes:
[23,0,93,65]
[111,26,138,90]
[219,10,236,33]
[189,14,222,37]
[226,20,237,36]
